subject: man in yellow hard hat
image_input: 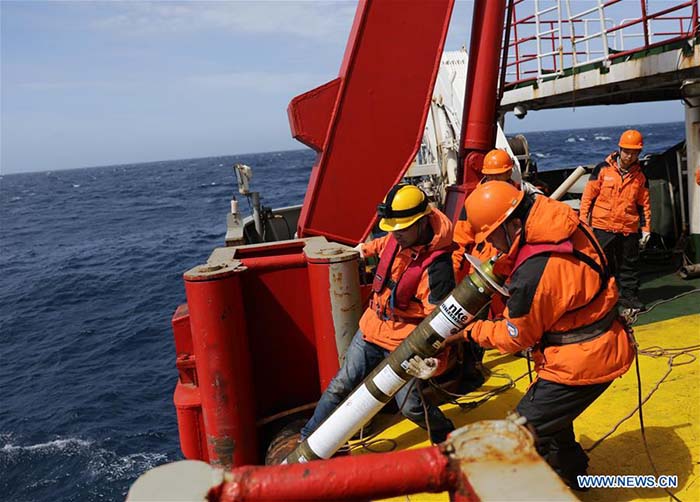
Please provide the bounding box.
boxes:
[579,129,651,310]
[300,183,456,445]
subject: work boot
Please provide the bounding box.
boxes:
[429,418,455,444]
[620,296,644,311]
[430,428,451,445]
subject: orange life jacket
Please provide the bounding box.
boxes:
[359,209,455,351]
[372,235,452,312]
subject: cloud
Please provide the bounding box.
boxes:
[91,1,357,41]
[186,70,327,94]
[18,80,134,91]
[17,71,328,96]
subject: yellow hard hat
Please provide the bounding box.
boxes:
[377,184,432,232]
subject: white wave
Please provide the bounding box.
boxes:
[72,184,81,188]
[1,437,93,454]
[577,137,586,141]
[210,182,217,186]
[594,135,611,140]
[566,137,576,143]
[534,153,549,158]
[89,451,169,482]
[11,196,22,202]
[2,436,168,482]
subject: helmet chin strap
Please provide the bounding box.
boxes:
[504,225,522,252]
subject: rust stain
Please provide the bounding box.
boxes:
[207,435,236,468]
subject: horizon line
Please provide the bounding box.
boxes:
[1,119,685,176]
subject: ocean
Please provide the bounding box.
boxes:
[0,121,686,500]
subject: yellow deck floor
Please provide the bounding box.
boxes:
[358,313,699,502]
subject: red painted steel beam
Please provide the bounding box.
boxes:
[184,263,258,467]
[459,0,508,193]
[219,446,460,501]
[292,0,454,245]
[606,1,694,35]
[288,78,342,152]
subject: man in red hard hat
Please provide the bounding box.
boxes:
[579,129,651,310]
[461,181,635,491]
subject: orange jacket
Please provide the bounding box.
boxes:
[452,220,511,317]
[452,221,508,282]
[359,209,455,351]
[452,220,477,283]
[579,152,652,234]
[468,196,635,386]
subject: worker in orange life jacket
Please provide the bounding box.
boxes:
[453,149,530,294]
[579,129,651,310]
[450,150,527,388]
[480,148,542,195]
[462,181,635,490]
[300,184,456,445]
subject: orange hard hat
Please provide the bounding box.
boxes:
[481,149,514,175]
[618,129,643,150]
[465,181,524,244]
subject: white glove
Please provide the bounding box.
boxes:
[404,355,439,380]
[639,231,651,249]
[353,243,364,259]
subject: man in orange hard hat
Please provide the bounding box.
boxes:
[451,149,527,380]
[480,148,541,195]
[461,181,635,490]
[301,184,456,445]
[579,129,651,310]
[453,149,541,283]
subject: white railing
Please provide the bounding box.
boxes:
[504,0,698,85]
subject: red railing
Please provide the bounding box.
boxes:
[503,0,699,87]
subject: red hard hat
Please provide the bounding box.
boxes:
[481,149,514,175]
[465,181,524,243]
[618,129,643,150]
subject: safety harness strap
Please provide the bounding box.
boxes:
[542,308,618,346]
[371,234,450,319]
[372,236,400,293]
[512,240,574,274]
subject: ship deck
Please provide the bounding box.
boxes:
[353,266,700,501]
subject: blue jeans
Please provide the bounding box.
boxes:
[301,330,454,443]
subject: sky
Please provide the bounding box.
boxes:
[0,0,687,174]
